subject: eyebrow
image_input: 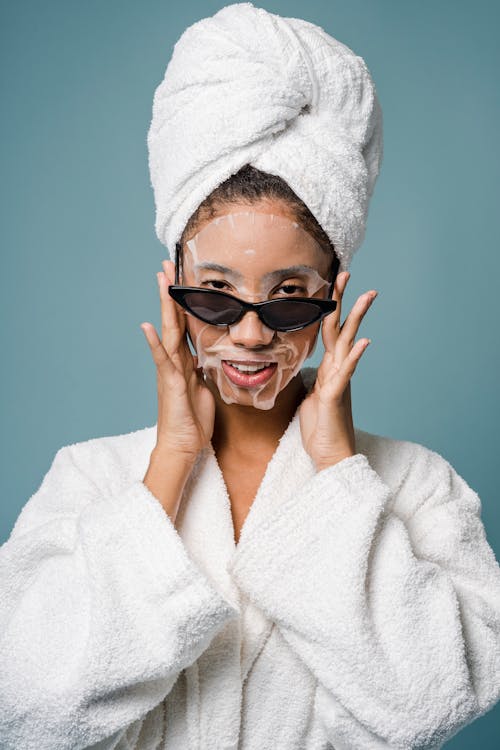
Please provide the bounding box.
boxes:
[193,263,244,279]
[193,263,321,280]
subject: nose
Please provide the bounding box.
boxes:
[228,310,276,348]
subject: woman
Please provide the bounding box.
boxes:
[142,175,370,534]
[1,4,500,750]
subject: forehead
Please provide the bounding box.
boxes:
[182,211,330,277]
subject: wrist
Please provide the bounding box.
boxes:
[314,453,356,472]
[144,448,198,522]
[152,443,199,468]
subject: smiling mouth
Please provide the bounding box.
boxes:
[221,360,277,386]
[223,360,273,373]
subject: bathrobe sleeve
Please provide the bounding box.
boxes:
[0,444,239,750]
[227,446,500,750]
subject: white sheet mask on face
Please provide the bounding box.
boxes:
[192,322,310,410]
[183,212,331,300]
[180,211,333,410]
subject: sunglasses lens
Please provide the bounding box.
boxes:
[182,291,242,325]
[262,300,322,330]
[174,289,327,330]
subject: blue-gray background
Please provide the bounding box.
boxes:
[1,0,498,744]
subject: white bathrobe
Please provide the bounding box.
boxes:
[1,366,500,750]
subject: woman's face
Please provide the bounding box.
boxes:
[180,200,333,410]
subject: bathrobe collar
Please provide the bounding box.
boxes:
[174,366,319,680]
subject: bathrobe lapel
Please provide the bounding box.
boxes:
[174,443,244,750]
[173,367,318,748]
[232,402,318,681]
[175,368,318,683]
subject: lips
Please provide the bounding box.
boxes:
[221,360,277,387]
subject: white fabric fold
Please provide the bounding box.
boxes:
[228,448,500,748]
[0,448,238,750]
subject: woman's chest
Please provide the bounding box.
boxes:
[217,458,270,544]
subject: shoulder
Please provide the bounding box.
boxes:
[353,426,481,518]
[354,425,423,490]
[58,423,157,495]
[7,425,158,542]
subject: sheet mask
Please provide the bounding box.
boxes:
[180,211,333,410]
[191,322,311,410]
[183,212,331,300]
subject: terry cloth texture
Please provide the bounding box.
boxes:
[147,2,383,272]
[1,367,500,749]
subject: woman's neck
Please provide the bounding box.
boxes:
[210,372,307,461]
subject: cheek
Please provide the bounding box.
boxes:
[187,317,320,361]
[184,317,198,353]
[295,323,320,358]
[185,317,222,353]
[185,316,199,343]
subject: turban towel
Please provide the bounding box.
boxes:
[147,2,383,272]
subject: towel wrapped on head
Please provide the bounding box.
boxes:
[147,1,383,272]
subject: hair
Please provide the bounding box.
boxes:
[177,164,340,281]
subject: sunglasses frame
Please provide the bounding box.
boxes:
[168,241,339,332]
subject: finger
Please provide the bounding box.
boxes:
[157,267,188,370]
[330,270,350,325]
[322,271,350,353]
[140,322,177,376]
[162,258,191,343]
[160,259,184,330]
[335,290,377,360]
[322,337,371,401]
[162,258,176,284]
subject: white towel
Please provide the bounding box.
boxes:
[147,2,383,272]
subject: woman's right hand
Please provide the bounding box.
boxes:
[140,259,216,464]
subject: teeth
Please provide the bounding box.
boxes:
[227,362,270,373]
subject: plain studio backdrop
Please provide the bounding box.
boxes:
[1,1,499,745]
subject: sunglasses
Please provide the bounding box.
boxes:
[168,242,339,332]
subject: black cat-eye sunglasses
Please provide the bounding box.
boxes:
[168,242,339,332]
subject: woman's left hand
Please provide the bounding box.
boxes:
[298,272,378,471]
